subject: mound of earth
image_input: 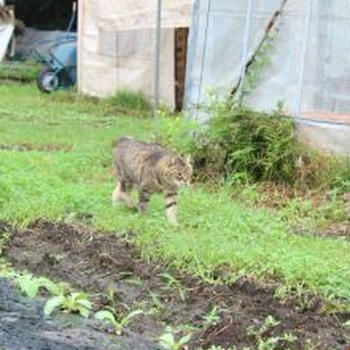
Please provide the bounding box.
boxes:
[1,220,349,349]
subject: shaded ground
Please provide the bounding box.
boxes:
[0,142,72,152]
[2,221,350,349]
[0,278,158,350]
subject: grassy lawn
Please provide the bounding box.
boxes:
[0,83,349,302]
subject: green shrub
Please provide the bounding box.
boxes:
[195,103,298,183]
[158,99,350,193]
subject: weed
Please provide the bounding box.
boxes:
[107,89,152,115]
[95,306,143,335]
[16,273,66,298]
[158,326,192,350]
[161,272,187,301]
[305,338,318,350]
[203,306,221,327]
[247,315,297,350]
[206,346,251,350]
[44,292,92,317]
[240,33,275,100]
[274,284,316,312]
[148,291,165,314]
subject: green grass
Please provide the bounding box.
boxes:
[0,62,41,83]
[0,84,349,301]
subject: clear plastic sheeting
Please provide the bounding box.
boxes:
[184,0,350,155]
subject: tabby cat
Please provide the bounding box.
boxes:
[112,136,192,224]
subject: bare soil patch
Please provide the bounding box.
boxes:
[0,142,72,152]
[2,221,349,349]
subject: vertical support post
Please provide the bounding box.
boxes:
[153,0,162,138]
[238,0,254,104]
[295,0,314,117]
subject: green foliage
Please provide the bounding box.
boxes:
[161,272,187,301]
[240,34,275,99]
[0,63,41,83]
[95,307,143,335]
[157,111,199,155]
[247,315,297,350]
[158,97,350,196]
[0,84,349,303]
[202,306,221,327]
[194,102,299,184]
[206,346,251,350]
[107,89,152,115]
[44,292,92,317]
[158,327,192,350]
[16,273,66,298]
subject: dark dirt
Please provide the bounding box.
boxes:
[0,278,158,350]
[0,142,72,152]
[2,221,350,350]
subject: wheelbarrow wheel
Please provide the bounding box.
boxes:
[37,68,60,93]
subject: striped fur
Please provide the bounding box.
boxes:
[112,136,192,224]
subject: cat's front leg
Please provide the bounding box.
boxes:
[165,191,178,224]
[138,189,151,215]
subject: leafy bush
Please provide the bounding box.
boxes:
[158,99,350,193]
[196,102,298,183]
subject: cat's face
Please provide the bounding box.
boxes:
[169,156,192,188]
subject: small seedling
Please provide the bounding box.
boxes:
[44,292,92,317]
[16,273,44,298]
[247,315,297,350]
[158,327,192,350]
[161,272,186,301]
[207,346,251,350]
[203,306,221,327]
[148,291,165,314]
[95,306,143,335]
[16,273,66,299]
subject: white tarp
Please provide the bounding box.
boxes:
[184,0,350,155]
[78,0,192,107]
[0,7,14,61]
[99,0,192,30]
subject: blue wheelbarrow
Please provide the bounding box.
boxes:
[33,3,77,93]
[34,34,77,93]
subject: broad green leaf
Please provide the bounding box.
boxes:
[77,298,92,309]
[78,306,90,318]
[95,310,116,324]
[17,274,39,299]
[159,332,175,347]
[44,295,65,316]
[178,333,191,346]
[123,309,143,323]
